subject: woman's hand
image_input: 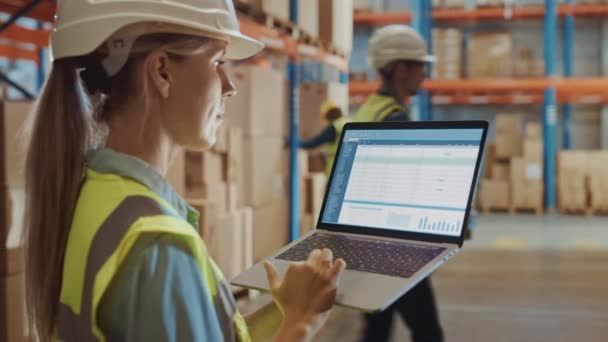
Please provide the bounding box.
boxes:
[265,249,346,341]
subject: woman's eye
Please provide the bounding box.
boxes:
[215,60,226,67]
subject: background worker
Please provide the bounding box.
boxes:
[298,100,349,175]
[23,1,345,341]
[352,25,444,342]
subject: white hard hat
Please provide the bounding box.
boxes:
[50,0,264,76]
[368,25,436,70]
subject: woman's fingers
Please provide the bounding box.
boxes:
[263,260,280,289]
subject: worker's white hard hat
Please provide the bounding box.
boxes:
[50,0,264,76]
[368,25,436,70]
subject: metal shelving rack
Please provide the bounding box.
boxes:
[351,1,608,210]
[0,0,349,242]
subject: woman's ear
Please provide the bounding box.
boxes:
[146,51,172,99]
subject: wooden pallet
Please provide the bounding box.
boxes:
[480,206,511,214]
[559,207,593,216]
[590,208,608,216]
[510,206,544,215]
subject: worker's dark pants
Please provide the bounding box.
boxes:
[361,277,443,342]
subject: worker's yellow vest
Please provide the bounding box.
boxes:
[55,169,250,342]
[351,94,407,123]
[325,116,350,175]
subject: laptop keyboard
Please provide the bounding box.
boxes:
[276,234,446,278]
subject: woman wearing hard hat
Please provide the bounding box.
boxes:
[353,25,444,342]
[298,100,349,175]
[23,1,345,341]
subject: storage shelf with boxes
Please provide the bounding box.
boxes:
[479,114,544,215]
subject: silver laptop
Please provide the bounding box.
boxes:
[233,120,489,312]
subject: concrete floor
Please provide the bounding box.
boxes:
[239,213,608,342]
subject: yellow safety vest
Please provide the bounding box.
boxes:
[351,94,407,123]
[325,116,350,175]
[55,169,250,342]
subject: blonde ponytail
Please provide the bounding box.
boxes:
[24,59,95,341]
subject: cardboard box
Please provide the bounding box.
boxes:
[558,151,590,175]
[298,0,318,36]
[227,183,238,212]
[165,148,185,197]
[511,158,542,182]
[587,151,608,176]
[212,212,244,280]
[243,137,288,207]
[480,179,510,209]
[309,153,326,173]
[491,161,510,180]
[496,114,523,135]
[523,139,543,162]
[299,83,348,139]
[224,66,286,137]
[212,124,228,153]
[252,200,289,261]
[468,32,513,78]
[589,176,608,210]
[484,142,497,179]
[300,214,315,236]
[306,173,327,218]
[526,122,542,139]
[511,158,525,182]
[2,186,25,249]
[1,101,31,187]
[319,0,353,54]
[241,208,254,270]
[496,133,522,160]
[558,174,587,209]
[512,180,543,209]
[227,127,244,205]
[187,198,218,240]
[299,150,310,177]
[185,151,224,193]
[1,247,27,342]
[246,0,290,20]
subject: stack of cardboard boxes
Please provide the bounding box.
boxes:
[480,114,544,213]
[432,28,463,80]
[588,151,608,212]
[1,101,30,342]
[319,0,354,55]
[298,151,327,236]
[468,32,513,78]
[558,150,608,213]
[513,47,546,78]
[432,0,467,8]
[223,65,290,262]
[511,122,544,213]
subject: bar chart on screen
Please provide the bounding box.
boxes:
[418,216,461,234]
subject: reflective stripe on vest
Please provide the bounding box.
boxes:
[57,195,245,342]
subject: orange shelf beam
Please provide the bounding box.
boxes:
[0,0,55,22]
[350,79,550,95]
[353,11,411,25]
[0,24,50,47]
[0,43,38,62]
[354,3,608,25]
[350,78,608,105]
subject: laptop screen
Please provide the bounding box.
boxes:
[320,128,484,237]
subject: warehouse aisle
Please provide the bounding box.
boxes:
[240,214,608,342]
